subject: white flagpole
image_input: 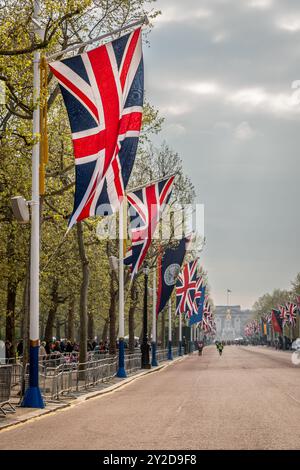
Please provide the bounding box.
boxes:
[190,323,193,353]
[168,299,173,360]
[117,197,126,377]
[22,0,44,409]
[151,268,158,366]
[179,311,183,356]
[47,16,148,62]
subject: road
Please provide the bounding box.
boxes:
[1,345,300,450]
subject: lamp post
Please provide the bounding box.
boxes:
[116,197,126,378]
[22,0,44,408]
[141,263,151,369]
[151,268,158,366]
[178,310,183,356]
[167,299,173,360]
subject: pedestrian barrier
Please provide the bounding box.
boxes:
[26,355,119,401]
[156,349,169,363]
[125,353,141,374]
[13,346,180,403]
[0,365,16,417]
[172,347,179,358]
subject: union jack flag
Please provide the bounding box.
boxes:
[49,28,144,228]
[285,302,297,326]
[176,259,198,315]
[279,305,288,325]
[124,175,175,276]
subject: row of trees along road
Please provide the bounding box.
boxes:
[0,1,203,369]
[252,273,300,336]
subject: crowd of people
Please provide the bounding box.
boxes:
[3,338,111,362]
[4,337,143,362]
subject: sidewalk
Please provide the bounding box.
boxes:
[0,353,189,431]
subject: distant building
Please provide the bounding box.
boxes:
[214,305,253,341]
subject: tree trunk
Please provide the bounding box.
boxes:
[108,273,117,356]
[101,317,109,342]
[56,319,61,340]
[77,222,89,366]
[129,279,138,353]
[44,278,59,343]
[67,298,75,342]
[88,312,94,340]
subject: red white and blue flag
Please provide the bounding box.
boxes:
[176,259,198,315]
[202,301,211,332]
[124,175,175,276]
[285,302,297,326]
[279,305,288,325]
[49,28,144,228]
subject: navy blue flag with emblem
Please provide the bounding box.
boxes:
[156,237,190,315]
[189,284,206,326]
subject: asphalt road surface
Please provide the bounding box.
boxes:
[1,345,300,450]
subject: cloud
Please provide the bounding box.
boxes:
[184,82,222,96]
[234,122,256,141]
[214,121,233,131]
[159,104,192,116]
[212,32,229,43]
[276,16,300,32]
[228,87,300,117]
[229,88,267,107]
[163,123,187,136]
[247,0,273,9]
[144,0,300,308]
[155,5,213,26]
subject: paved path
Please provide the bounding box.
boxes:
[1,346,300,450]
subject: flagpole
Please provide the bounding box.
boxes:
[126,172,176,194]
[47,16,148,62]
[178,311,183,356]
[151,267,158,366]
[117,197,126,378]
[22,0,44,409]
[190,323,193,353]
[167,298,173,360]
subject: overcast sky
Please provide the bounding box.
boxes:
[143,0,300,309]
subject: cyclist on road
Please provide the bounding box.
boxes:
[215,341,224,356]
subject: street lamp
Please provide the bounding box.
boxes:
[141,262,151,369]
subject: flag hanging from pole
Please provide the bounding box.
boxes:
[175,259,198,316]
[124,175,175,276]
[285,302,297,326]
[279,305,288,326]
[49,28,144,228]
[156,236,192,316]
[271,309,283,334]
[189,282,205,326]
